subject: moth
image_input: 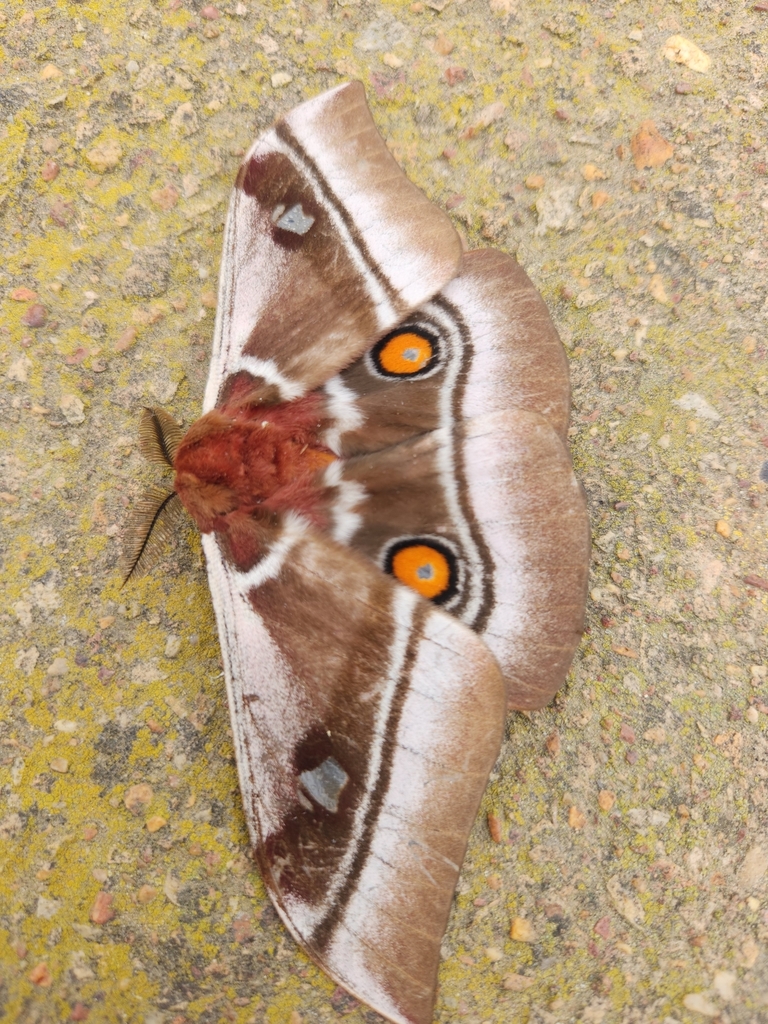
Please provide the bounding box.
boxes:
[125,82,590,1024]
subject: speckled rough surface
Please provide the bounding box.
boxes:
[1,1,767,1023]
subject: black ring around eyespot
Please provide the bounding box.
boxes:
[368,326,442,380]
[382,536,460,606]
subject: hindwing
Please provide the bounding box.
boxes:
[322,249,590,709]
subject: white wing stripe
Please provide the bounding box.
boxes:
[229,354,305,402]
[425,301,488,626]
[323,461,366,546]
[233,513,308,593]
[322,374,365,456]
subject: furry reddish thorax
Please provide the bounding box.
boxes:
[173,393,333,566]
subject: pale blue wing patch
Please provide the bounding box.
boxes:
[299,756,349,813]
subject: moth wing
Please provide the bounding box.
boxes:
[206,81,461,411]
[334,410,589,711]
[202,520,506,1024]
[323,249,590,710]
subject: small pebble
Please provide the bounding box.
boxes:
[59,395,85,425]
[85,140,123,173]
[49,757,69,773]
[40,63,63,80]
[165,635,182,658]
[22,303,47,328]
[620,724,636,743]
[630,121,673,169]
[644,726,666,744]
[510,917,535,942]
[682,993,718,1017]
[233,915,255,942]
[90,891,115,925]
[124,784,153,814]
[598,790,615,812]
[712,970,736,1002]
[649,274,671,304]
[581,163,608,181]
[743,936,760,967]
[593,915,612,939]
[433,31,453,55]
[568,806,586,829]
[29,962,52,986]
[503,973,534,991]
[114,326,138,353]
[137,885,157,903]
[737,845,768,886]
[146,815,167,833]
[150,185,179,211]
[487,812,502,843]
[662,35,711,74]
[41,160,60,182]
[715,520,731,538]
[444,67,466,85]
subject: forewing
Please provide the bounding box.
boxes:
[201,519,506,1024]
[205,81,461,411]
[321,249,590,709]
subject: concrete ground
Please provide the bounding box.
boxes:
[1,1,766,1023]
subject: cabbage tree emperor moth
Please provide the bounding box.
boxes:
[124,81,590,1024]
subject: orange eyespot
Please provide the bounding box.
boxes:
[389,543,453,601]
[370,328,439,378]
[377,332,433,375]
